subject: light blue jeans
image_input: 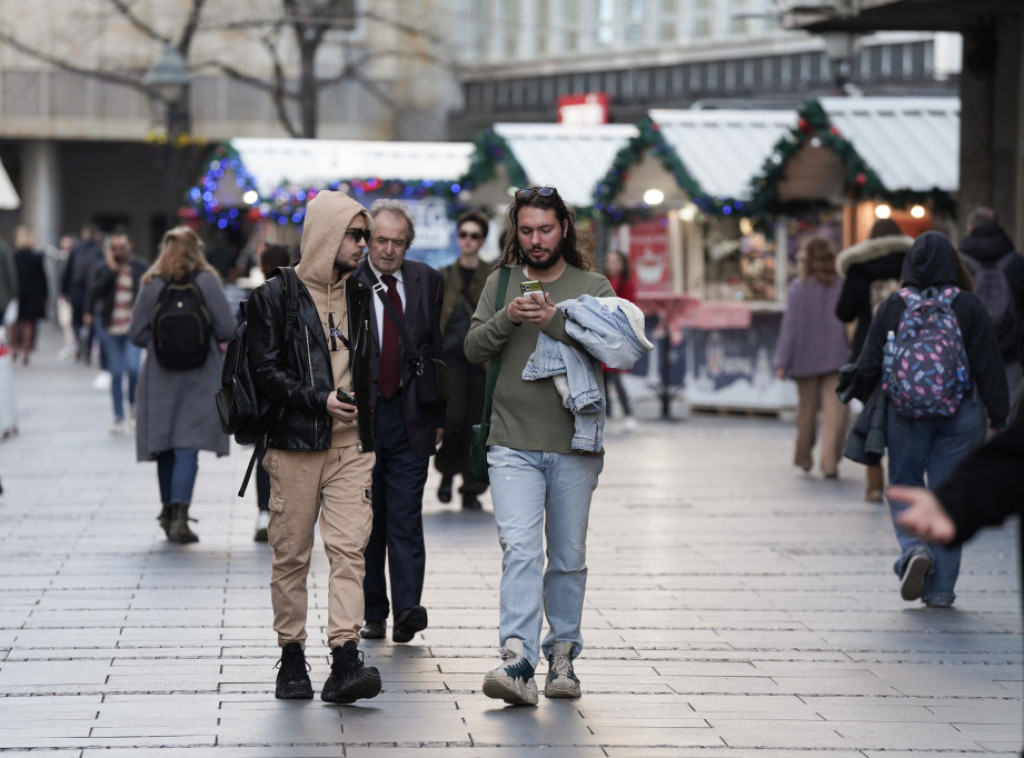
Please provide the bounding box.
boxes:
[96,323,141,421]
[886,394,984,606]
[487,445,603,667]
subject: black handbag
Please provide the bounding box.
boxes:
[468,267,511,485]
[371,275,449,413]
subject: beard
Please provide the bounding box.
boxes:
[334,259,357,275]
[524,244,563,271]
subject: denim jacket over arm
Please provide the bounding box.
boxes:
[522,295,653,452]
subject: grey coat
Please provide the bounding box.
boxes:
[129,270,236,462]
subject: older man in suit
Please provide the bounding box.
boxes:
[355,199,445,644]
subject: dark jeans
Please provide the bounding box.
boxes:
[156,448,199,506]
[363,394,430,621]
[435,364,487,494]
[604,370,632,418]
[886,394,984,605]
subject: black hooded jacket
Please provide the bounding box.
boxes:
[958,222,1024,358]
[849,231,1009,427]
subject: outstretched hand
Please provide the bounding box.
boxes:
[888,485,957,545]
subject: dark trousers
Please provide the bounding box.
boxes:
[255,438,270,512]
[604,370,633,417]
[363,394,430,621]
[434,364,487,494]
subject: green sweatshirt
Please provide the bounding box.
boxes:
[465,264,615,455]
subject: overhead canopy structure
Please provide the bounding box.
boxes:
[819,96,959,194]
[0,157,19,210]
[649,109,797,203]
[459,123,639,210]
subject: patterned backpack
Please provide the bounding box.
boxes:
[882,285,972,419]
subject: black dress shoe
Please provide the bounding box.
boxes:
[392,606,428,643]
[437,476,453,504]
[462,494,482,510]
[359,620,386,640]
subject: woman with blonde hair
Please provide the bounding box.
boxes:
[775,236,850,477]
[129,226,236,543]
[11,226,49,365]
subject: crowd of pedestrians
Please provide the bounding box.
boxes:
[1,193,1021,736]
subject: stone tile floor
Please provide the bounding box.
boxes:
[0,326,1020,757]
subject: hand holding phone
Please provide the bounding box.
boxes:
[336,387,357,406]
[520,280,543,299]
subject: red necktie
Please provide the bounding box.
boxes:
[379,274,402,398]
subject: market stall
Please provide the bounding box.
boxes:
[185,138,475,271]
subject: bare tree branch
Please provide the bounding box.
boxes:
[106,0,169,43]
[176,0,208,54]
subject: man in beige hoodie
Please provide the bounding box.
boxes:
[247,191,380,703]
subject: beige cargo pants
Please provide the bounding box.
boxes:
[263,445,374,650]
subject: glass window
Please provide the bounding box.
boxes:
[500,0,520,58]
[563,0,580,52]
[659,0,679,43]
[595,0,614,49]
[729,0,748,36]
[473,0,491,61]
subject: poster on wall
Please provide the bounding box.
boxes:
[628,217,672,295]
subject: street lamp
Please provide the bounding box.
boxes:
[144,44,191,231]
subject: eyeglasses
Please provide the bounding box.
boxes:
[345,228,371,244]
[458,231,483,240]
[515,186,558,200]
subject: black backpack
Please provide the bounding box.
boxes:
[215,267,299,494]
[152,272,214,370]
[961,252,1022,355]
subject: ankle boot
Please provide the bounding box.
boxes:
[157,506,173,539]
[169,503,199,544]
[865,464,884,503]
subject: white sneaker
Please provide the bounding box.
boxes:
[544,640,581,698]
[482,638,538,705]
[623,417,638,433]
[254,511,270,542]
[93,371,112,390]
[110,419,126,436]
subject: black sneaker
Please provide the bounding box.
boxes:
[275,642,314,699]
[437,475,453,503]
[321,641,382,704]
[900,550,934,601]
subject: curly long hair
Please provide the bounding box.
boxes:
[498,188,593,271]
[797,236,837,285]
[142,226,217,283]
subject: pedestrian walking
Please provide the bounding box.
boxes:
[10,226,48,366]
[957,206,1024,412]
[246,190,381,703]
[775,236,849,478]
[602,248,638,432]
[84,231,147,434]
[355,199,446,645]
[846,231,1008,608]
[835,217,914,501]
[251,243,292,542]
[464,186,620,706]
[435,209,491,510]
[129,227,235,544]
[62,225,103,364]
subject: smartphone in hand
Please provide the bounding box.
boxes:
[520,280,543,299]
[336,387,357,406]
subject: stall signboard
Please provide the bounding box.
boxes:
[629,218,672,295]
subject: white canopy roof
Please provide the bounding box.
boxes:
[819,97,960,193]
[0,157,19,210]
[649,109,797,200]
[492,123,640,207]
[229,138,475,196]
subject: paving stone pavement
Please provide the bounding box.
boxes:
[0,324,1021,758]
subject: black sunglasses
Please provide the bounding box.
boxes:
[458,231,483,240]
[515,186,558,200]
[345,228,371,244]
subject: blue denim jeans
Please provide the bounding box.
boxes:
[97,324,140,421]
[487,445,603,666]
[156,448,199,506]
[886,395,984,605]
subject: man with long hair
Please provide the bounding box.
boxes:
[465,187,615,705]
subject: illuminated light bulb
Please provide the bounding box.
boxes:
[910,204,926,219]
[874,204,892,219]
[643,188,665,206]
[243,190,259,205]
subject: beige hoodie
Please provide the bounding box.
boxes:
[295,190,372,447]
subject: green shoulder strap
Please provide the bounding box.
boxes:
[479,266,512,428]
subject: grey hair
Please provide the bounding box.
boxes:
[368,199,416,246]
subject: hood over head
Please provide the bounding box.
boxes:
[900,231,962,289]
[836,235,913,277]
[295,190,371,288]
[959,222,1016,262]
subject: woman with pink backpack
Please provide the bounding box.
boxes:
[846,231,1008,608]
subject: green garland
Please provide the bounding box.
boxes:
[747,100,887,216]
[459,128,528,191]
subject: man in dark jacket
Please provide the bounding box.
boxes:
[958,206,1024,409]
[62,224,103,364]
[84,231,147,434]
[246,190,381,704]
[355,199,445,646]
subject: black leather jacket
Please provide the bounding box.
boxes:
[86,256,148,328]
[246,271,375,452]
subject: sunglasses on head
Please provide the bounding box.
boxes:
[458,231,483,240]
[515,186,558,200]
[345,228,371,244]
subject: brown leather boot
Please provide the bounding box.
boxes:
[169,503,199,543]
[865,465,884,503]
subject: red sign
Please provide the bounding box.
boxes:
[628,218,671,295]
[557,92,609,125]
